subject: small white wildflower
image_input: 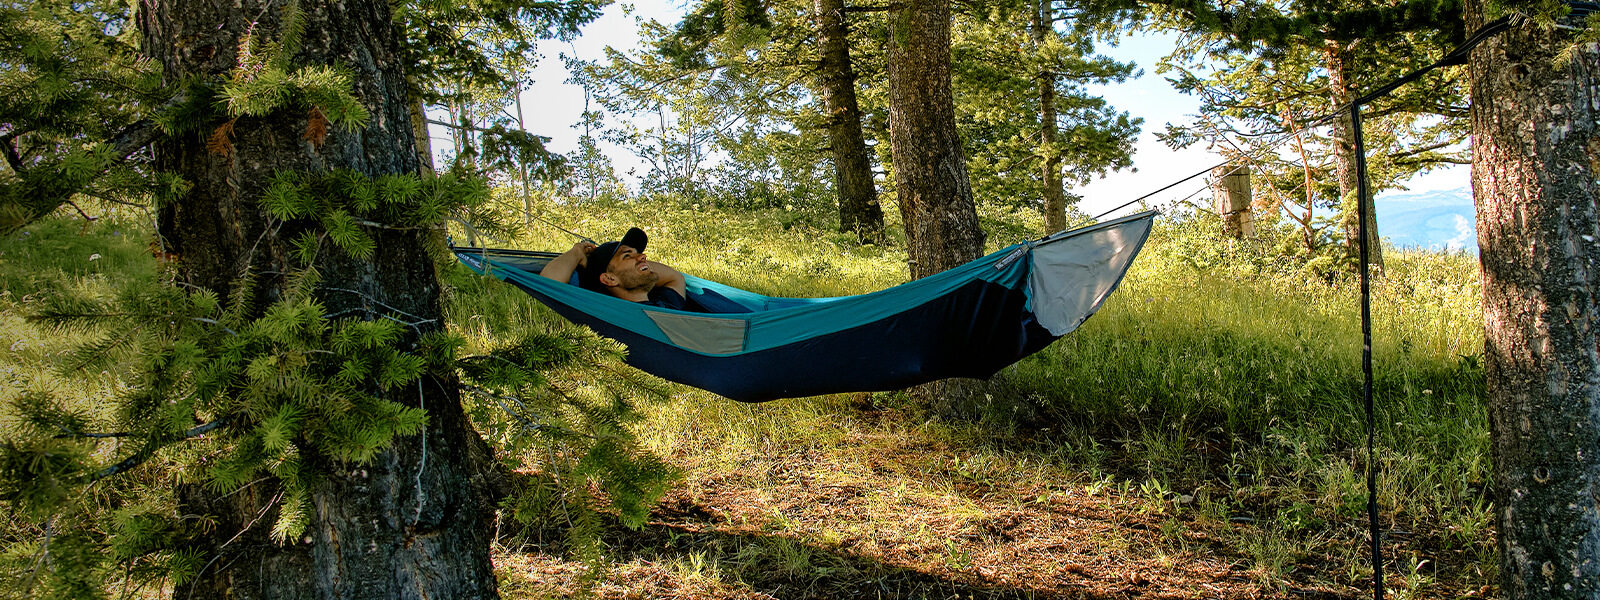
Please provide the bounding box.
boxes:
[89,253,101,261]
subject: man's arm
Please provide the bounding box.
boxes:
[540,241,596,284]
[646,261,687,297]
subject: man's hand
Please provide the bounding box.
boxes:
[541,239,598,284]
[568,240,597,268]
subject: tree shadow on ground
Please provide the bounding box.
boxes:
[499,488,1352,600]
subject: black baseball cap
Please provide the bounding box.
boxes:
[578,227,648,291]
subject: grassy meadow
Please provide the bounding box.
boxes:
[2,198,1491,599]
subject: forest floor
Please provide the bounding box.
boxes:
[491,396,1492,600]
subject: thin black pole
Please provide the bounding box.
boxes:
[1350,101,1384,600]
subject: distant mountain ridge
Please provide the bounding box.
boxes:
[1374,187,1476,252]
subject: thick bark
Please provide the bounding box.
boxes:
[140,0,503,598]
[886,0,984,281]
[1325,40,1385,269]
[1468,3,1600,598]
[1034,0,1067,233]
[410,89,436,176]
[814,0,884,242]
[887,0,991,417]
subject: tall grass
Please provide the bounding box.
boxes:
[1,216,155,406]
[1013,215,1486,514]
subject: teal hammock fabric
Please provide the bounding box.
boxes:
[455,211,1156,402]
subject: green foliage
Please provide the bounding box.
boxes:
[395,0,606,104]
[0,396,94,521]
[575,0,859,209]
[259,168,511,262]
[0,167,519,592]
[1144,0,1470,262]
[218,2,369,129]
[0,0,161,231]
[578,0,1146,228]
[399,0,602,187]
[952,1,1142,213]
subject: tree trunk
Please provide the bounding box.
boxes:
[887,0,992,418]
[140,0,503,598]
[1034,0,1067,233]
[514,69,534,226]
[1326,40,1384,269]
[409,85,435,176]
[1468,3,1600,597]
[887,0,984,281]
[814,0,884,242]
[1213,164,1253,238]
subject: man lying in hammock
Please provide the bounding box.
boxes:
[539,227,699,311]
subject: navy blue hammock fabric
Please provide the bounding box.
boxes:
[454,211,1156,402]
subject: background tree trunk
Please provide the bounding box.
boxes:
[814,0,883,242]
[1326,40,1385,269]
[1467,2,1600,597]
[140,0,503,597]
[886,0,984,280]
[409,87,436,176]
[1034,0,1067,233]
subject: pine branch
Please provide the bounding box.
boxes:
[425,118,503,134]
[1,126,34,172]
[459,383,587,439]
[53,430,133,439]
[20,516,56,597]
[90,418,230,482]
[1097,0,1464,45]
[319,288,434,324]
[63,199,98,222]
[108,118,162,161]
[351,218,439,231]
[74,190,150,208]
[842,5,896,13]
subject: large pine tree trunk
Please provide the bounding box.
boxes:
[886,0,984,280]
[814,0,884,242]
[140,0,503,598]
[1034,0,1067,233]
[886,0,993,418]
[1325,40,1384,269]
[1467,3,1600,598]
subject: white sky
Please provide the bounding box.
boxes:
[499,2,1469,220]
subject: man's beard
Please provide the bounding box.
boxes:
[614,268,659,292]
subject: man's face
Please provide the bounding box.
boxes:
[603,245,659,291]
